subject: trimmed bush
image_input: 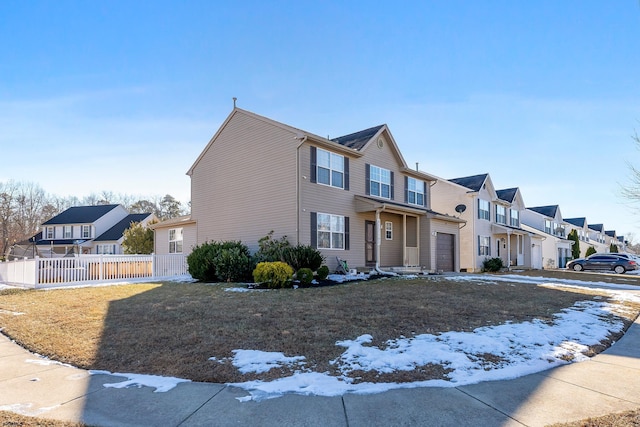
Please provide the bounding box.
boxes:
[187,241,253,282]
[316,265,330,281]
[282,245,325,271]
[482,257,504,273]
[253,231,291,263]
[253,261,294,289]
[296,268,314,286]
[585,246,597,257]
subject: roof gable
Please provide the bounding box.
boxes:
[527,205,559,219]
[588,223,604,232]
[94,213,152,242]
[43,204,121,225]
[565,217,587,227]
[332,125,385,150]
[496,188,517,203]
[449,174,489,192]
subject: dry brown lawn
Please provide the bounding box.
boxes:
[1,272,638,384]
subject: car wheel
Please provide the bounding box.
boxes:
[614,265,626,274]
[573,264,583,272]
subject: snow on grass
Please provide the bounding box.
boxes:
[228,278,637,402]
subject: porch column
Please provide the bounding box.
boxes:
[375,209,381,270]
[506,231,511,270]
[403,215,407,267]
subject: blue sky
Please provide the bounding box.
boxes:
[2,1,640,239]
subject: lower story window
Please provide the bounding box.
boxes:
[479,236,490,256]
[97,244,116,255]
[385,221,393,240]
[317,213,345,249]
[169,228,183,253]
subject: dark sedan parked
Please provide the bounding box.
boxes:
[566,254,638,274]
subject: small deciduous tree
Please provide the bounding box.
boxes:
[122,222,154,254]
[567,229,581,259]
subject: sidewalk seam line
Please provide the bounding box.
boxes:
[176,385,227,426]
[455,387,530,427]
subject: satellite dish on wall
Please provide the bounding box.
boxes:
[455,204,467,214]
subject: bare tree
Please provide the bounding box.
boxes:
[622,131,640,204]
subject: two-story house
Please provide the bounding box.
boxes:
[430,173,538,272]
[521,205,573,269]
[36,204,155,256]
[153,108,465,272]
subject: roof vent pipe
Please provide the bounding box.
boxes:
[416,162,419,171]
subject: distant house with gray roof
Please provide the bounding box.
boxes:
[36,204,155,257]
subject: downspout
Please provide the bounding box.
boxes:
[295,135,308,245]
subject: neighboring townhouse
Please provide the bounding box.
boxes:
[587,223,608,253]
[430,174,539,272]
[521,205,573,269]
[36,204,155,256]
[564,217,589,257]
[153,107,465,272]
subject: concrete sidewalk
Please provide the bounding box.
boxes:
[1,320,640,427]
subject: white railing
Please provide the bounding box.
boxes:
[0,254,189,288]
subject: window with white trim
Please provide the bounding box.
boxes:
[385,221,393,240]
[82,225,91,239]
[316,148,345,189]
[63,225,72,239]
[510,209,519,227]
[407,177,424,206]
[46,227,54,239]
[370,165,391,199]
[544,220,552,234]
[97,244,116,255]
[496,205,506,224]
[169,228,183,254]
[479,236,490,256]
[478,199,490,220]
[317,213,345,249]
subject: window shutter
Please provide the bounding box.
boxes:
[390,171,395,200]
[310,212,317,248]
[310,146,317,183]
[422,181,427,207]
[344,157,349,191]
[344,216,350,250]
[365,164,370,195]
[488,237,491,256]
[404,176,408,203]
[478,235,481,256]
[477,199,481,219]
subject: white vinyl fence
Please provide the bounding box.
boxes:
[0,254,190,288]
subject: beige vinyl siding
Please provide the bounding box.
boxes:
[379,213,403,267]
[153,223,197,256]
[190,112,298,252]
[423,218,460,271]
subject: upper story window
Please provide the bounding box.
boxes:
[97,244,115,255]
[510,209,519,227]
[82,225,91,239]
[544,220,552,234]
[317,148,345,189]
[478,199,490,220]
[406,177,425,206]
[63,225,73,239]
[496,205,506,225]
[369,165,392,199]
[46,227,54,239]
[169,228,183,253]
[310,147,349,190]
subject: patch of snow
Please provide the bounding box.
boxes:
[230,350,307,374]
[91,371,190,393]
[326,273,369,283]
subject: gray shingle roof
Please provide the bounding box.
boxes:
[449,174,489,192]
[42,204,120,225]
[588,223,604,232]
[496,188,518,203]
[527,205,559,218]
[564,217,587,227]
[331,125,384,150]
[94,214,152,242]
